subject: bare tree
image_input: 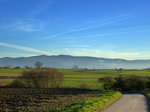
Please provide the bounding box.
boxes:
[34,61,43,69]
[22,68,64,88]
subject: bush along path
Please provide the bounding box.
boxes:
[61,91,122,112]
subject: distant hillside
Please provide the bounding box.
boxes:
[0,55,150,69]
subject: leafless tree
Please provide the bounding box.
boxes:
[34,61,43,69]
[22,68,64,88]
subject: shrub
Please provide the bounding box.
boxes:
[22,68,64,88]
[98,76,115,90]
[114,75,145,91]
[98,75,145,91]
[145,79,150,89]
[9,80,26,88]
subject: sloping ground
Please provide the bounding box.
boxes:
[101,94,148,112]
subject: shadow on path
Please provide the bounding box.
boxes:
[146,97,150,112]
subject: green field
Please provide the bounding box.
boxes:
[0,69,150,89]
[59,69,150,78]
[1,69,150,77]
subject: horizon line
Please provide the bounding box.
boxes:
[0,54,150,61]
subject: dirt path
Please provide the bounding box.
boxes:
[101,94,149,112]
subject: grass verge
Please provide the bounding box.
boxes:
[61,91,122,112]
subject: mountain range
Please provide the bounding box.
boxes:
[0,55,150,69]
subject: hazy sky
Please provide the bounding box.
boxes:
[0,0,150,59]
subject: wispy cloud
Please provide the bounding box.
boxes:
[2,20,45,32]
[28,0,54,18]
[0,42,50,55]
[43,14,134,39]
[13,21,38,32]
[80,29,150,38]
[53,26,150,41]
[0,52,38,58]
[0,0,54,32]
[54,44,92,48]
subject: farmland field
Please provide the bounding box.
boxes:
[0,88,100,112]
[0,69,149,111]
[1,69,150,77]
[0,69,150,89]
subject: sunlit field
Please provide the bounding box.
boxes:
[0,68,150,89]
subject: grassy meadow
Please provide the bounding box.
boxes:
[0,68,150,89]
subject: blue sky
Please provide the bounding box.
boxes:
[0,0,150,59]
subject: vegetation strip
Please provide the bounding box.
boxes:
[61,91,122,112]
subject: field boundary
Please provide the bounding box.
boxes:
[0,76,100,79]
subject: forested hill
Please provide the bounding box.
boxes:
[0,55,150,69]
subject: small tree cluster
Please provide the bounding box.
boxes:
[98,75,145,91]
[146,79,150,89]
